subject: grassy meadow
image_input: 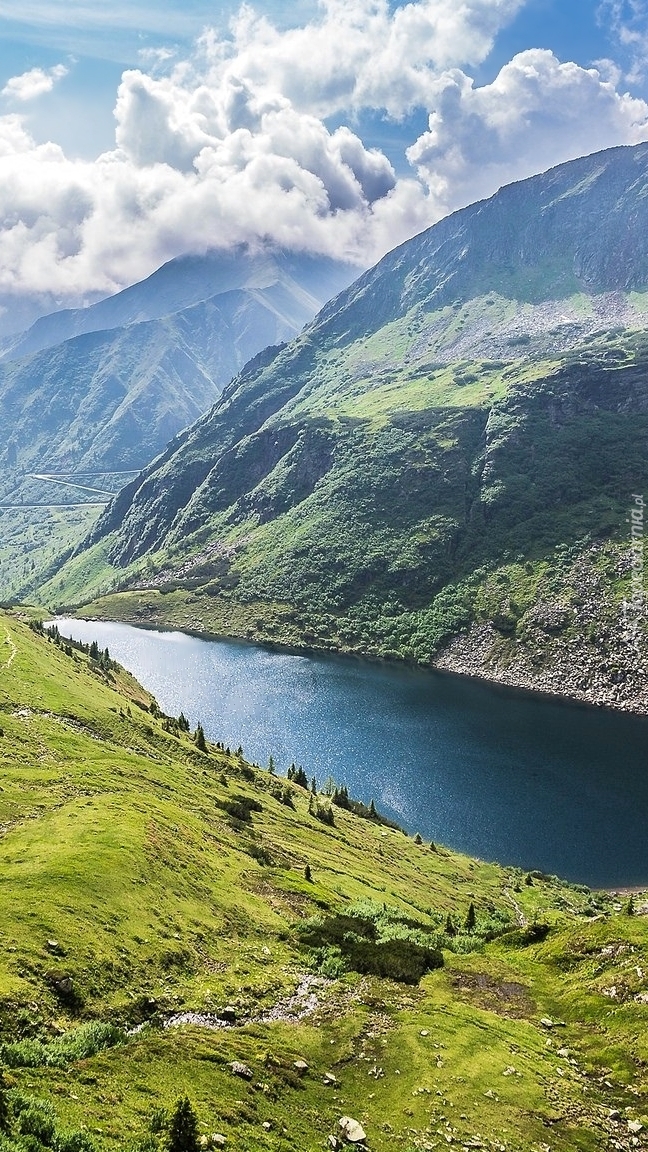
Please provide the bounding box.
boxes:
[0,610,646,1149]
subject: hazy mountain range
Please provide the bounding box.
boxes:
[0,248,360,474]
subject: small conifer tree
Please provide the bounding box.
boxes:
[168,1096,199,1152]
[305,864,312,882]
[445,913,457,937]
[626,894,636,916]
[465,902,476,932]
[0,1068,11,1134]
[194,725,207,752]
[268,755,276,775]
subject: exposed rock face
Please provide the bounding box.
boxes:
[434,542,648,715]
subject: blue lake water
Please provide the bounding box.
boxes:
[52,617,648,887]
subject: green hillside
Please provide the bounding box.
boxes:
[34,144,648,712]
[40,330,648,713]
[0,609,648,1150]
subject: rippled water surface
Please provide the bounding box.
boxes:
[52,617,648,886]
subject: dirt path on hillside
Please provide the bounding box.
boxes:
[1,630,17,670]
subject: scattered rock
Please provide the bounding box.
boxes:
[293,1059,309,1075]
[628,1120,644,1134]
[229,1061,253,1080]
[339,1116,367,1144]
[420,1029,429,1037]
[540,1017,554,1028]
[328,1138,342,1151]
[218,1005,237,1023]
[262,1122,272,1131]
[323,1072,338,1086]
[609,1110,622,1121]
[46,939,62,954]
[55,976,73,995]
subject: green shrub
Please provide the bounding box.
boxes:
[297,909,443,984]
[0,1022,123,1069]
[16,1101,56,1142]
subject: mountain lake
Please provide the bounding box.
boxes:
[51,617,648,888]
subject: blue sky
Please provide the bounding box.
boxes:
[0,0,640,159]
[0,0,646,317]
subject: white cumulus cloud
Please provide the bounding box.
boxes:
[0,3,646,319]
[408,50,648,213]
[194,0,527,120]
[2,64,68,102]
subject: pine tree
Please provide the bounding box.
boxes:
[268,755,276,775]
[304,864,312,882]
[293,765,308,788]
[168,1096,199,1152]
[178,712,190,732]
[445,913,457,937]
[0,1068,11,1134]
[626,894,636,916]
[465,902,476,932]
[414,833,423,845]
[194,725,207,752]
[311,777,317,795]
[369,799,377,818]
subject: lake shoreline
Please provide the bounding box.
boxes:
[62,606,648,721]
[434,621,648,718]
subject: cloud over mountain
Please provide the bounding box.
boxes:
[0,0,646,316]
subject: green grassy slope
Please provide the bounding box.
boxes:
[1,609,648,1149]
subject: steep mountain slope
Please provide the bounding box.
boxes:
[40,144,648,707]
[1,607,648,1151]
